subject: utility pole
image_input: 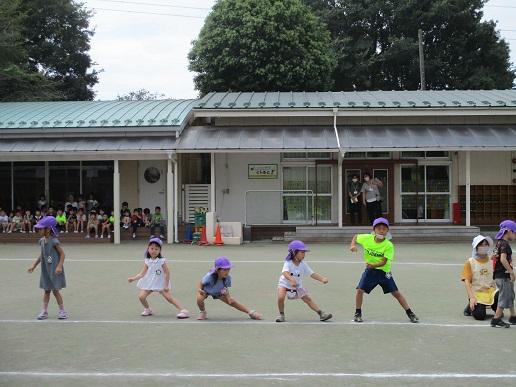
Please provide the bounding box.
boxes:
[418,29,426,90]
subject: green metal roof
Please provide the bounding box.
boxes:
[0,99,197,130]
[195,90,516,109]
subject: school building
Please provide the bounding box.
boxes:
[0,90,515,243]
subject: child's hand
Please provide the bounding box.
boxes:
[289,280,297,288]
[55,265,63,275]
[128,277,135,283]
[510,272,515,282]
[350,245,357,252]
[163,287,170,292]
[321,277,328,284]
[469,297,477,311]
[27,266,34,273]
[198,289,206,295]
[366,263,374,269]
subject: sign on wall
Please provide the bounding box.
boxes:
[248,164,278,179]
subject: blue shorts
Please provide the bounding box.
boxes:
[357,268,398,294]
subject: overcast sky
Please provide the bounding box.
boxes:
[82,0,516,101]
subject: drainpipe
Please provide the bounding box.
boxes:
[167,152,179,243]
[334,108,344,228]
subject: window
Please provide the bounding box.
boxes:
[282,152,331,160]
[13,162,45,210]
[344,152,391,159]
[401,151,449,159]
[82,161,114,210]
[49,162,80,209]
[401,165,450,220]
[282,165,332,223]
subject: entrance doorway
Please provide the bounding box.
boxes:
[343,161,394,225]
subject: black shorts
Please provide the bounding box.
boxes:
[357,268,398,294]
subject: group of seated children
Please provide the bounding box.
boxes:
[0,209,43,234]
[120,202,165,240]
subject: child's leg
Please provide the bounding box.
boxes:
[43,290,51,311]
[277,287,287,314]
[301,294,321,313]
[138,290,152,309]
[219,294,250,314]
[355,288,365,309]
[160,290,184,310]
[52,289,64,308]
[391,290,410,310]
[196,292,208,311]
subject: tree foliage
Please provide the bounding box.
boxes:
[117,89,165,101]
[188,0,336,95]
[0,0,98,101]
[305,0,514,91]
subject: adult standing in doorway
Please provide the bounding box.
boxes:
[361,172,383,224]
[348,174,362,225]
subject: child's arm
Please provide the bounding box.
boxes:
[54,244,65,275]
[500,253,515,281]
[27,254,42,273]
[366,257,387,269]
[197,281,206,295]
[282,271,298,288]
[162,262,170,291]
[128,264,148,282]
[310,272,328,284]
[463,278,477,308]
[349,234,358,252]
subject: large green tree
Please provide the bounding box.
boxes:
[0,0,98,101]
[188,0,336,95]
[305,0,515,90]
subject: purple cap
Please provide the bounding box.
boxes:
[34,215,59,236]
[148,237,163,247]
[285,240,309,260]
[372,217,390,228]
[212,256,233,271]
[495,219,516,239]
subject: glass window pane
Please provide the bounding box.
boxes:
[402,195,425,219]
[282,152,306,159]
[13,162,45,210]
[315,196,331,221]
[426,165,449,192]
[401,151,425,158]
[368,152,391,159]
[0,163,12,210]
[426,195,450,219]
[401,166,424,192]
[283,196,307,221]
[344,152,366,159]
[426,151,449,158]
[283,167,306,190]
[307,152,331,159]
[82,161,114,211]
[308,166,331,194]
[49,162,80,210]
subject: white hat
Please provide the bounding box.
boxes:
[471,235,493,258]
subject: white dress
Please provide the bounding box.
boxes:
[137,257,170,291]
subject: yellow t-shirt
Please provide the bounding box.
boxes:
[356,234,394,273]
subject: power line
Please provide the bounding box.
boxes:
[91,0,211,11]
[91,7,207,18]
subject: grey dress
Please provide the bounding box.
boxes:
[39,237,66,290]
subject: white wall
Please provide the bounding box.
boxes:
[119,160,138,209]
[214,153,282,224]
[457,151,513,185]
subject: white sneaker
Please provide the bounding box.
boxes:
[159,235,165,239]
[108,234,111,239]
[100,235,104,239]
[74,230,78,233]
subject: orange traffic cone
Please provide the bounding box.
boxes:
[214,224,224,246]
[198,226,209,246]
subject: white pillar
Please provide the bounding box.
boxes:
[166,158,174,244]
[174,159,179,243]
[338,152,343,228]
[113,160,121,244]
[465,151,471,227]
[210,152,216,213]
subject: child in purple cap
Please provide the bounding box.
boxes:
[196,256,261,320]
[27,216,68,320]
[128,237,190,318]
[350,217,418,323]
[490,220,516,328]
[276,240,332,322]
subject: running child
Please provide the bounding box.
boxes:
[197,256,261,320]
[27,216,68,320]
[490,219,516,328]
[349,217,418,323]
[128,238,190,318]
[276,240,332,322]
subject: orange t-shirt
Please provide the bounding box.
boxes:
[461,256,490,282]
